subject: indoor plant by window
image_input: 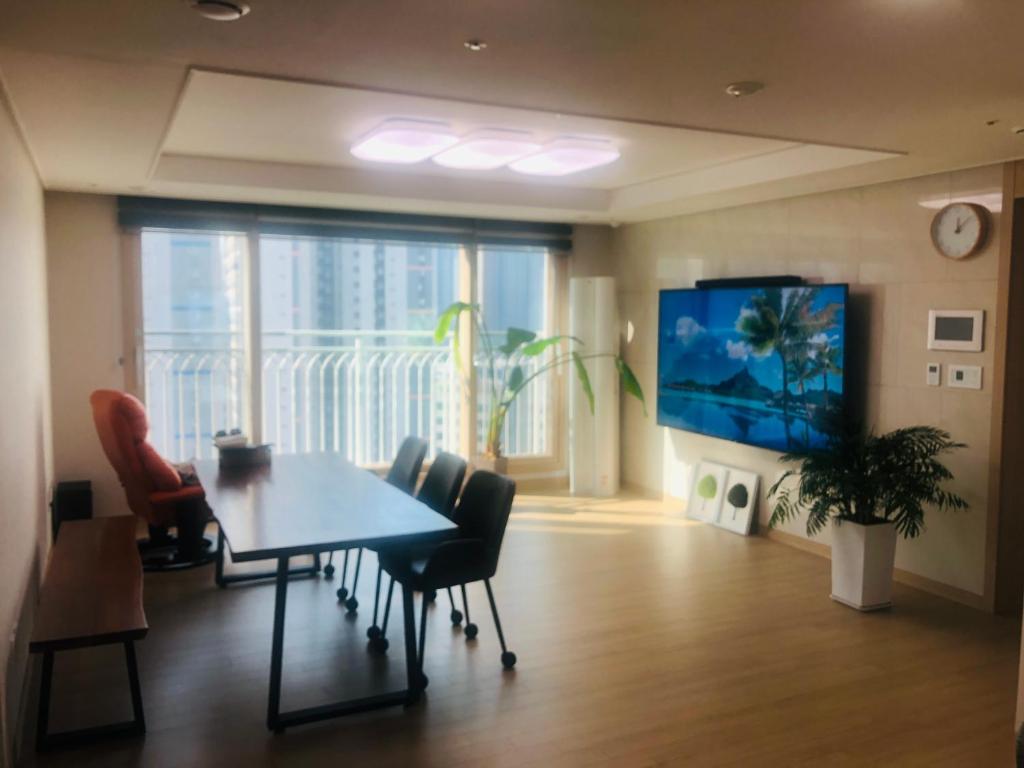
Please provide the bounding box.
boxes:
[768,423,968,610]
[435,301,646,472]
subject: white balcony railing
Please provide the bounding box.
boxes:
[143,330,549,464]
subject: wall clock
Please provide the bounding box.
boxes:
[930,202,990,260]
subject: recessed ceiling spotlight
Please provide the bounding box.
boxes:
[351,119,460,164]
[432,129,541,170]
[724,81,765,98]
[464,39,488,52]
[509,138,620,177]
[189,0,251,21]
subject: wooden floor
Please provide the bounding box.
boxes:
[20,493,1021,767]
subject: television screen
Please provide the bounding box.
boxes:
[657,284,847,451]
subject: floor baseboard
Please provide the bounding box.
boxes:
[761,527,990,612]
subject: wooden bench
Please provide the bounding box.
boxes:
[29,516,148,750]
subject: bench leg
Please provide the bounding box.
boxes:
[125,641,146,733]
[36,642,146,751]
[35,651,54,752]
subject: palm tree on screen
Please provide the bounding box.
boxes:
[736,287,839,444]
[812,339,842,405]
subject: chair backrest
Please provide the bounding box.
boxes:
[385,436,429,494]
[453,470,516,576]
[90,389,156,521]
[90,389,183,525]
[415,452,467,519]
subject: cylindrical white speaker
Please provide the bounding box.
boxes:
[569,277,619,497]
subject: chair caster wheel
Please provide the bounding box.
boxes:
[369,636,389,654]
[419,673,429,690]
[425,589,437,603]
[336,586,348,602]
[464,622,478,640]
[367,625,381,640]
[450,609,463,626]
[323,563,335,579]
[501,651,517,669]
[345,597,359,613]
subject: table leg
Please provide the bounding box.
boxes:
[402,583,422,703]
[214,526,226,587]
[262,559,425,732]
[267,556,290,732]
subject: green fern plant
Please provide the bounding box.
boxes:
[768,422,968,538]
[435,302,646,459]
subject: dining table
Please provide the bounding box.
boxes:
[194,452,457,732]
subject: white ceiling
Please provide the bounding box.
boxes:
[1,0,1023,222]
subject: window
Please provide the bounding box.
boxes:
[135,220,562,469]
[476,246,552,456]
[258,235,460,463]
[140,230,247,460]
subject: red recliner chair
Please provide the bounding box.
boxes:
[90,389,215,570]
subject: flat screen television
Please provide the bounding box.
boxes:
[657,283,848,452]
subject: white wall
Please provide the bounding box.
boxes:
[44,193,126,517]
[570,224,615,278]
[611,165,1002,598]
[0,88,52,766]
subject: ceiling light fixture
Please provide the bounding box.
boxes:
[463,39,488,52]
[351,119,460,164]
[724,81,764,98]
[432,129,541,170]
[508,138,620,177]
[189,0,251,21]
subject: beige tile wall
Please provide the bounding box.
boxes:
[610,164,1003,595]
[0,90,52,766]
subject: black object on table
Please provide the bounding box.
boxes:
[50,480,92,540]
[194,453,457,732]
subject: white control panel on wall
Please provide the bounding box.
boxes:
[947,364,982,390]
[926,363,941,386]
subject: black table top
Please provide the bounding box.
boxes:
[194,453,457,562]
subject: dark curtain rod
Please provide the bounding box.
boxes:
[117,196,573,251]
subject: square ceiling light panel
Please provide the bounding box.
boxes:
[432,129,542,170]
[509,138,621,176]
[351,119,460,164]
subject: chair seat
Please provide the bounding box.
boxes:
[149,485,205,507]
[379,538,491,592]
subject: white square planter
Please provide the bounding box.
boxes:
[830,520,897,611]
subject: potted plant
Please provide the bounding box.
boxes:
[768,423,968,610]
[434,301,646,473]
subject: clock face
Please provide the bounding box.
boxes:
[930,202,988,260]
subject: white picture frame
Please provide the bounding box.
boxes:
[687,461,727,524]
[715,468,759,536]
[927,309,983,352]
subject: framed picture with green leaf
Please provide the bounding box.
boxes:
[687,461,727,523]
[716,468,759,536]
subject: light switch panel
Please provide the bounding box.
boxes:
[926,363,941,386]
[947,364,982,390]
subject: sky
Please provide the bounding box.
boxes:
[657,285,847,393]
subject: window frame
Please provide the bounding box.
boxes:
[123,226,569,479]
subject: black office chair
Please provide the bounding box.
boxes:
[365,451,467,648]
[377,470,518,685]
[324,436,428,612]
